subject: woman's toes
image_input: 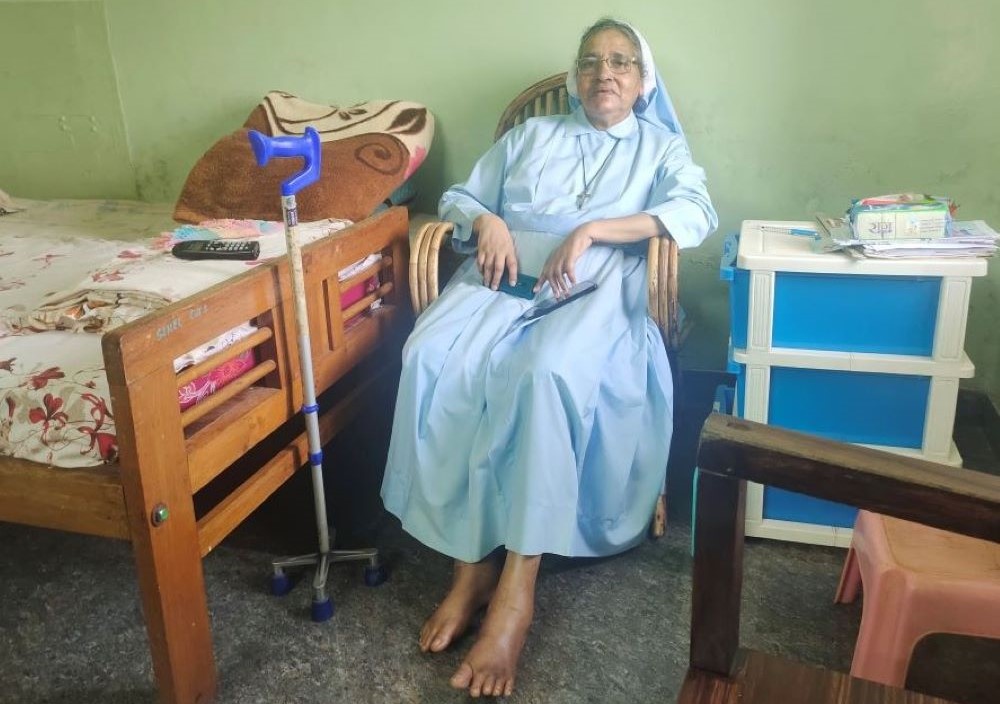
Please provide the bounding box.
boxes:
[469,671,487,698]
[418,623,442,652]
[490,677,506,697]
[449,662,474,689]
[481,675,497,698]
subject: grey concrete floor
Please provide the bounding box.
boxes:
[1,372,998,703]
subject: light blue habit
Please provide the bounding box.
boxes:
[382,33,717,562]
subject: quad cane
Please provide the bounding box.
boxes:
[248,126,387,622]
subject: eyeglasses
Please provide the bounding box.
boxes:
[575,54,639,75]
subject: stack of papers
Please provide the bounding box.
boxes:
[814,215,999,259]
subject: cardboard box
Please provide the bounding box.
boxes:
[849,194,951,241]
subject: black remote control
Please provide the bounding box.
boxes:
[171,239,260,261]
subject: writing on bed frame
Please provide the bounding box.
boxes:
[155,304,209,341]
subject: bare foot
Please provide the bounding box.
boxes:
[450,553,539,698]
[419,559,500,653]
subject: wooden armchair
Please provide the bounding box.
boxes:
[684,413,1000,704]
[409,73,686,537]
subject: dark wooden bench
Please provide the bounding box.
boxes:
[681,413,1000,704]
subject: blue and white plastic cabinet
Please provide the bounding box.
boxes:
[718,221,983,547]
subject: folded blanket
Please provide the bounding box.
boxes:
[174,92,434,225]
[247,92,434,179]
[3,218,349,334]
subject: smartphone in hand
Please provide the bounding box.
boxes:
[497,273,538,300]
[522,280,597,320]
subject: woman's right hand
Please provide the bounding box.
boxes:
[473,213,518,290]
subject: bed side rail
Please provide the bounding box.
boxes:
[302,207,411,391]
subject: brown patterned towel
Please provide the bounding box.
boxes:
[175,93,434,224]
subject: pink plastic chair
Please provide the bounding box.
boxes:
[834,509,1000,687]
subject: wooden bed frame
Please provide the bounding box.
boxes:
[0,206,410,703]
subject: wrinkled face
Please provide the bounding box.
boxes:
[576,29,643,130]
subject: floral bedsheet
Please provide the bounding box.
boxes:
[3,215,350,335]
[0,196,363,468]
[0,197,176,466]
[0,332,116,466]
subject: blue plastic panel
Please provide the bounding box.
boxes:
[730,268,750,350]
[772,273,940,355]
[763,487,857,528]
[725,262,942,355]
[731,362,932,529]
[731,374,858,529]
[768,367,929,448]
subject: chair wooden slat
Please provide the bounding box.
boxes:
[494,73,571,141]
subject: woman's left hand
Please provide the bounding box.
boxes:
[537,226,595,298]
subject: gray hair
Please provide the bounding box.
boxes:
[577,18,647,77]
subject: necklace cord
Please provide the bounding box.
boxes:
[577,137,621,209]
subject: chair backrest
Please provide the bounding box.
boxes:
[494,72,569,142]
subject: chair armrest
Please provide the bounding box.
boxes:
[409,220,455,315]
[413,228,685,353]
[647,235,682,351]
[697,413,1000,543]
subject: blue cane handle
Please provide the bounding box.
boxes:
[248,126,321,196]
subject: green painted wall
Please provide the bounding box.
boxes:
[3,0,999,397]
[0,0,135,197]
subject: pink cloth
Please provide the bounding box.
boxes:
[177,349,257,411]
